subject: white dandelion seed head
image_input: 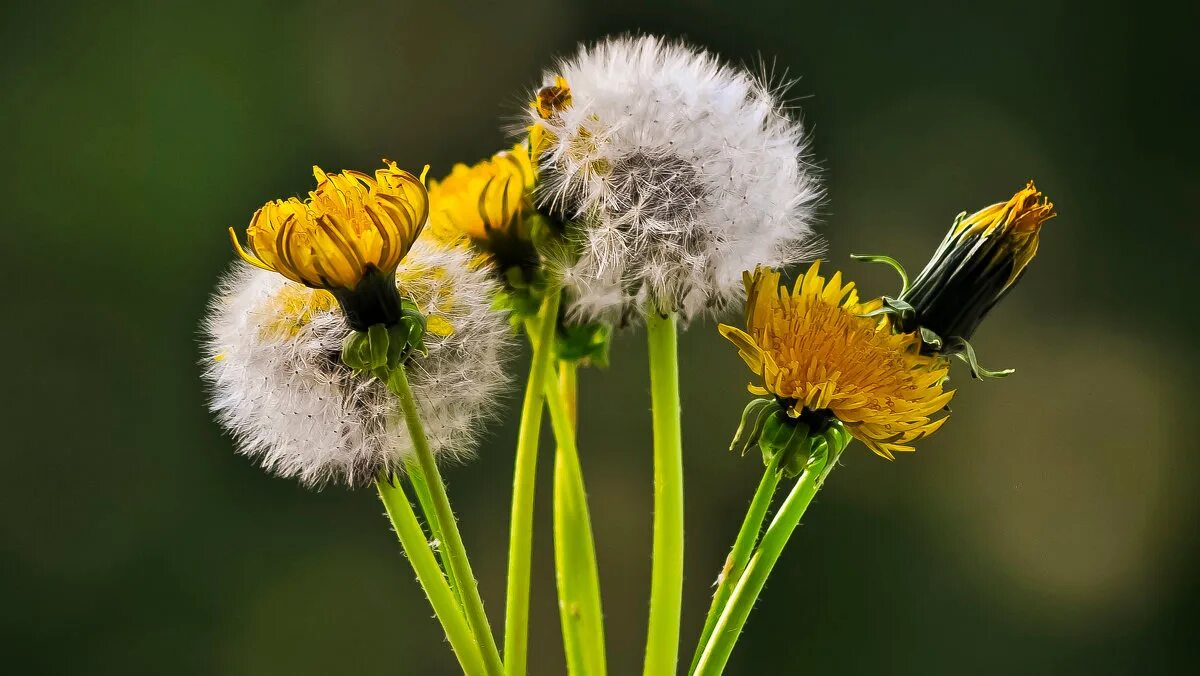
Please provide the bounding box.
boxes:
[201,237,513,489]
[529,34,823,325]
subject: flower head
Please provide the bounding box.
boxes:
[230,163,430,330]
[203,237,512,488]
[427,143,540,271]
[529,35,822,324]
[900,181,1055,344]
[719,264,953,459]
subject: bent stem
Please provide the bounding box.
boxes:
[545,356,607,675]
[687,451,784,675]
[692,454,832,676]
[375,477,487,676]
[388,365,505,676]
[503,291,561,676]
[403,454,463,607]
[644,311,684,676]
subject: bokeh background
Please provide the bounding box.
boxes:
[4,1,1197,673]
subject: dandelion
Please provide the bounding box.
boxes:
[528,35,822,325]
[692,263,954,676]
[202,237,512,488]
[428,143,537,247]
[719,263,953,461]
[426,138,612,673]
[229,163,429,331]
[855,181,1055,377]
[528,36,825,671]
[428,142,613,360]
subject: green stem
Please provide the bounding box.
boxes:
[503,292,561,676]
[545,357,607,675]
[388,365,505,676]
[559,359,577,427]
[687,451,784,675]
[403,454,463,608]
[375,477,488,676]
[643,311,685,676]
[692,455,831,676]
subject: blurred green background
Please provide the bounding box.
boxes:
[4,0,1197,673]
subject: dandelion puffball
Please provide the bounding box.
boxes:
[529,35,823,324]
[202,238,513,488]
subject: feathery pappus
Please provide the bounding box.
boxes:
[202,237,513,488]
[528,35,823,325]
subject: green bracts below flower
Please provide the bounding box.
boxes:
[339,298,430,376]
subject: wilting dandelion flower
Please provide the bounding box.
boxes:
[427,143,546,293]
[205,231,512,487]
[428,143,613,363]
[719,264,952,460]
[229,163,429,331]
[429,143,537,246]
[528,35,822,324]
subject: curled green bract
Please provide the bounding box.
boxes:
[340,298,429,377]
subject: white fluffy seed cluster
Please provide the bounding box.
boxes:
[531,35,823,325]
[201,238,513,488]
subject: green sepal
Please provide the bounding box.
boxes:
[804,436,829,475]
[822,421,852,457]
[919,326,943,352]
[556,321,612,368]
[758,411,802,459]
[858,296,916,323]
[340,301,429,377]
[944,336,1014,379]
[780,432,815,479]
[367,324,389,368]
[850,253,910,295]
[758,412,816,478]
[728,398,776,455]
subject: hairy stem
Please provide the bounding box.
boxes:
[692,455,830,675]
[687,451,784,675]
[388,365,505,676]
[375,477,488,676]
[403,454,463,608]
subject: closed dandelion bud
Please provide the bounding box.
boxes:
[900,181,1055,345]
[528,35,823,325]
[719,264,953,460]
[203,238,513,488]
[229,162,430,332]
[856,182,1056,378]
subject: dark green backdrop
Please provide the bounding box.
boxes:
[3,1,1197,673]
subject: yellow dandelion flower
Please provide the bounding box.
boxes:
[427,144,535,244]
[719,263,953,459]
[229,162,429,330]
[901,181,1055,343]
